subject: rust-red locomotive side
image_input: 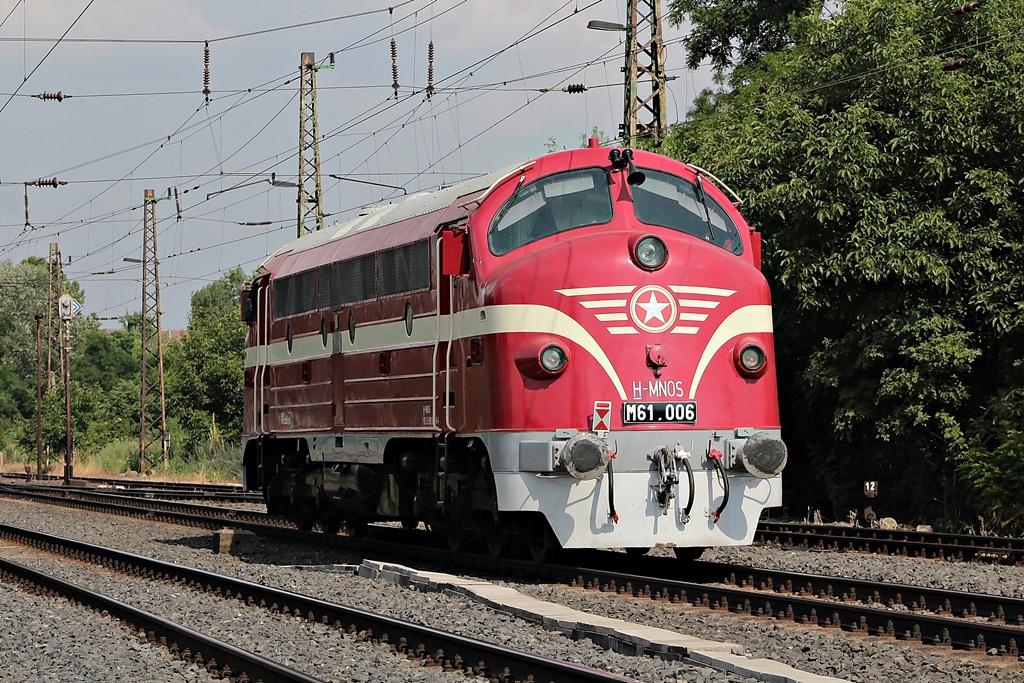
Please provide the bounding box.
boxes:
[242,141,786,557]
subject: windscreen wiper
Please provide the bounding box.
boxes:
[490,174,527,230]
[694,174,717,242]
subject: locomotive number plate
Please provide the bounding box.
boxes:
[622,401,697,424]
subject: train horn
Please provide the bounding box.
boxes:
[609,149,646,186]
[624,150,646,186]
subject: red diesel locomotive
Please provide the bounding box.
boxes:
[240,139,787,559]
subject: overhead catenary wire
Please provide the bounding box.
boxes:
[0,1,454,254]
[7,0,645,317]
[0,0,96,117]
[0,1,427,45]
[5,0,596,263]
[7,1,997,273]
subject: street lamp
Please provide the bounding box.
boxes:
[587,20,626,31]
[206,173,297,200]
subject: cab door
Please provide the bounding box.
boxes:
[433,223,471,432]
[247,275,272,435]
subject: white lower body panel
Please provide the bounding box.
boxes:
[493,470,781,549]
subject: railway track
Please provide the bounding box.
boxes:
[1,471,243,492]
[0,553,326,683]
[0,472,260,503]
[11,475,1021,566]
[0,522,638,683]
[2,482,1022,662]
[756,521,1024,565]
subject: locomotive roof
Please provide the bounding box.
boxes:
[258,160,529,272]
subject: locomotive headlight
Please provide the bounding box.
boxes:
[540,344,567,373]
[740,345,764,371]
[515,340,569,379]
[733,339,768,378]
[632,235,667,271]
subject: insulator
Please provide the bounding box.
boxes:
[35,91,68,102]
[427,41,435,100]
[24,188,29,227]
[27,177,66,187]
[174,187,182,221]
[954,1,981,15]
[391,39,399,98]
[942,57,969,71]
[239,221,272,226]
[203,40,211,100]
[563,84,588,94]
[329,52,335,66]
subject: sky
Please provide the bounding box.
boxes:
[0,0,714,330]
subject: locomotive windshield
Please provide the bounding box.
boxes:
[487,167,613,255]
[632,169,743,255]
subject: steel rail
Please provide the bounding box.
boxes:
[704,560,1024,628]
[0,523,639,683]
[0,555,326,683]
[756,521,1024,565]
[4,484,1022,658]
[0,471,245,494]
[549,553,1023,657]
[0,484,277,526]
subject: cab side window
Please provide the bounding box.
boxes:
[488,167,613,255]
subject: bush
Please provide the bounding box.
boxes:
[75,439,137,476]
[153,440,241,483]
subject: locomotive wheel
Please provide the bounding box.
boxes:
[344,520,368,538]
[524,515,555,563]
[484,531,505,558]
[400,518,419,531]
[446,529,465,553]
[673,546,705,561]
[624,547,650,557]
[296,516,315,532]
[320,516,341,535]
[527,533,548,563]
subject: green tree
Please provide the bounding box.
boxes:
[165,268,248,453]
[0,258,49,437]
[663,0,1024,529]
[667,0,814,71]
[72,319,137,391]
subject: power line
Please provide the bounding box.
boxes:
[2,0,621,276]
[0,0,96,117]
[0,1,428,45]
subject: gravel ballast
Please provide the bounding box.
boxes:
[0,497,1022,682]
[0,580,218,683]
[0,498,739,682]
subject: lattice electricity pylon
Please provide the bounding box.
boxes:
[139,189,168,472]
[622,0,668,147]
[297,51,325,238]
[46,242,63,389]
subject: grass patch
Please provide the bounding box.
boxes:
[2,438,242,485]
[74,439,138,477]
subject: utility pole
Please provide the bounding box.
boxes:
[58,294,74,485]
[139,189,169,473]
[621,0,668,147]
[46,242,62,389]
[34,308,43,480]
[297,51,328,238]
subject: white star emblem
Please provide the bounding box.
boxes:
[636,291,669,324]
[627,285,678,333]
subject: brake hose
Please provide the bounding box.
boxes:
[606,454,618,523]
[707,446,729,524]
[681,455,695,523]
